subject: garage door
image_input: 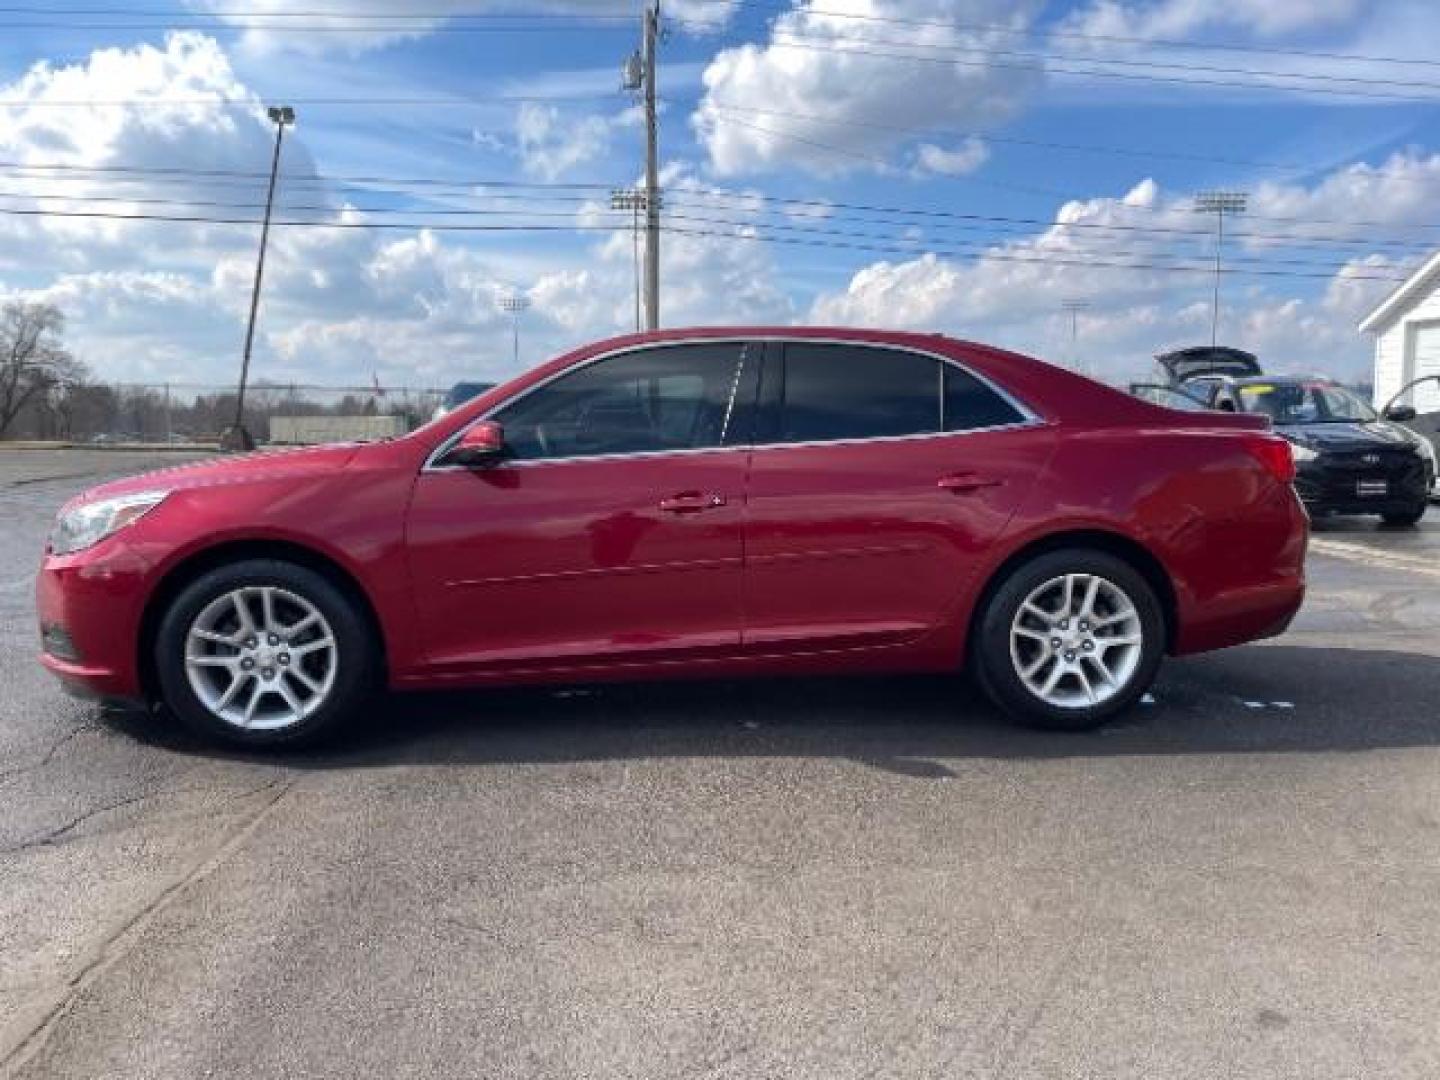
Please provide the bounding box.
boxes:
[1415,322,1440,414]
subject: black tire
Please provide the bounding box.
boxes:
[1380,504,1426,528]
[154,558,376,748]
[972,548,1166,732]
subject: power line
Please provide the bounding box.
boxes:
[12,1,1440,74]
[0,201,1410,281]
[744,36,1440,103]
[685,0,1440,71]
[1,157,1435,247]
[662,223,1409,281]
[702,102,1304,172]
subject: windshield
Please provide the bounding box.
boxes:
[1236,382,1376,424]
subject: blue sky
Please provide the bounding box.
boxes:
[2,0,1439,392]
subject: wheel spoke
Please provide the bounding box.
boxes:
[1013,625,1049,642]
[1079,576,1100,619]
[1021,601,1053,625]
[291,636,335,658]
[1096,633,1141,650]
[1060,575,1075,617]
[1038,660,1066,698]
[1022,651,1054,681]
[1074,663,1097,704]
[289,666,323,694]
[214,671,250,712]
[276,673,305,721]
[186,654,237,669]
[190,628,239,648]
[283,611,319,640]
[259,587,277,634]
[232,590,257,635]
[241,680,264,727]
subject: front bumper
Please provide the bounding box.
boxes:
[1294,455,1431,516]
[35,541,154,700]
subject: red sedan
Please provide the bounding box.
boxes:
[36,328,1306,747]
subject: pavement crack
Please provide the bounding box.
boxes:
[0,777,296,1074]
[0,723,97,787]
[0,778,288,856]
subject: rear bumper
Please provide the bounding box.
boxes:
[1170,484,1308,656]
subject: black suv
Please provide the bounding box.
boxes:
[1152,348,1435,526]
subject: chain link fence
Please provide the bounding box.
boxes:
[5,381,455,445]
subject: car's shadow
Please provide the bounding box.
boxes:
[101,644,1440,777]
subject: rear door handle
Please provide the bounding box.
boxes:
[937,473,1002,494]
[659,491,727,513]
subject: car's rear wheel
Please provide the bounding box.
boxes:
[974,549,1165,731]
[154,559,375,748]
[1380,504,1426,528]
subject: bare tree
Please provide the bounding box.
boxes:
[0,302,86,439]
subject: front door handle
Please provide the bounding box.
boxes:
[937,473,1002,494]
[659,491,727,513]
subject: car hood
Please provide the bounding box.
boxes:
[71,442,364,506]
[1276,419,1421,452]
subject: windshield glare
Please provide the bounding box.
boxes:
[1236,382,1376,424]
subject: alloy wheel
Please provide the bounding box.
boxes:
[183,586,338,731]
[1008,573,1143,709]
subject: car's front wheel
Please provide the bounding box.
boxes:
[154,559,376,748]
[973,549,1165,731]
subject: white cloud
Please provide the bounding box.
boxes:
[808,168,1418,383]
[693,0,1045,176]
[914,138,990,177]
[194,1,733,55]
[514,102,624,182]
[1057,0,1367,42]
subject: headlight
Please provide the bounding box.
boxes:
[49,490,170,555]
[1288,442,1318,463]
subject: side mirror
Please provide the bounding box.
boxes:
[445,420,506,467]
[1384,404,1417,422]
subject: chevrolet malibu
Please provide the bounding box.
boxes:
[37,328,1307,747]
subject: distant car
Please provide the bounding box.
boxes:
[1128,383,1211,411]
[38,328,1307,748]
[1219,376,1433,526]
[431,381,494,421]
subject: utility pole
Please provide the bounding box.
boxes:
[1194,190,1247,347]
[641,1,660,330]
[500,294,530,368]
[224,104,295,453]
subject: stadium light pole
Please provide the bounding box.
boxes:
[1194,190,1248,347]
[224,104,295,453]
[611,188,645,332]
[1061,299,1090,375]
[500,294,530,368]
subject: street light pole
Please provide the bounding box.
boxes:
[1195,190,1248,347]
[224,105,295,453]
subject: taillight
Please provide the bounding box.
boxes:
[1240,434,1297,484]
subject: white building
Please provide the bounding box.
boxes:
[1360,249,1440,415]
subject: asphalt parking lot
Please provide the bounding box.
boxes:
[3,448,1440,1080]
